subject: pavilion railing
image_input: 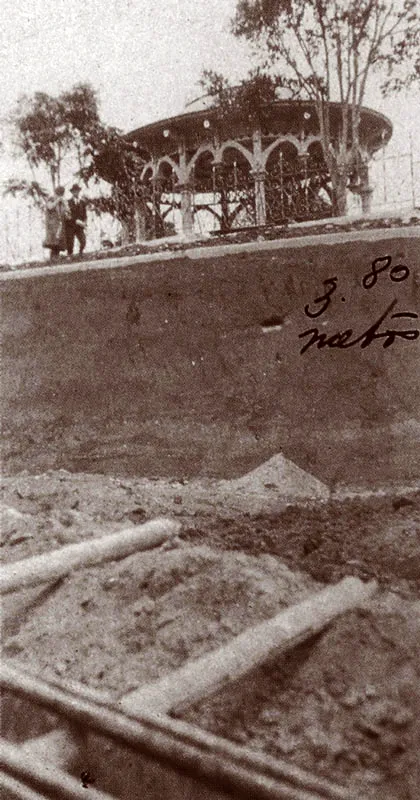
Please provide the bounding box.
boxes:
[264,157,333,225]
[184,158,334,232]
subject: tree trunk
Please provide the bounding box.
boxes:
[134,197,146,242]
[331,171,348,217]
[120,218,131,245]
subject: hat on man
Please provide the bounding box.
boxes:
[70,183,81,194]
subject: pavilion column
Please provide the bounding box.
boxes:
[177,138,195,238]
[358,163,373,213]
[212,162,229,232]
[151,177,165,238]
[252,168,267,226]
[298,152,310,216]
[359,185,373,214]
[350,161,373,215]
[251,129,266,227]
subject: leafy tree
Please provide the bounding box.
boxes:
[11,92,70,190]
[201,68,287,127]
[59,83,101,172]
[381,22,420,93]
[6,83,150,243]
[81,128,152,242]
[2,178,48,207]
[8,84,102,193]
[211,0,420,214]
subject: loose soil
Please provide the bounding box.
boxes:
[1,466,420,799]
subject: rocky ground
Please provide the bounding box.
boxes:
[1,465,420,799]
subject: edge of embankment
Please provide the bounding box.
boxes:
[1,225,419,283]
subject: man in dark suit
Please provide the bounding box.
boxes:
[66,184,87,256]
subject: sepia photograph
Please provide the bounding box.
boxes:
[1,1,420,798]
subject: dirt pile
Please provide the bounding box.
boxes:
[183,594,420,800]
[217,453,329,502]
[0,458,328,567]
[2,471,419,593]
[2,469,420,799]
[3,543,319,696]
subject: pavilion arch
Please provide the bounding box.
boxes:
[189,149,216,191]
[264,140,300,174]
[141,163,155,181]
[217,146,254,192]
[303,135,323,154]
[216,140,254,168]
[262,135,302,168]
[155,156,181,182]
[187,143,216,176]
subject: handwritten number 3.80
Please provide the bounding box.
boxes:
[362,255,410,289]
[304,256,410,320]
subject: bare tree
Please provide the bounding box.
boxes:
[231,0,420,214]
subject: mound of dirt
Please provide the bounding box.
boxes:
[218,453,329,501]
[182,594,420,800]
[2,469,420,799]
[2,471,419,595]
[3,543,319,696]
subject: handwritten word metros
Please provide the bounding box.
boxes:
[299,255,418,356]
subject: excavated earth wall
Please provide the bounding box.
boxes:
[1,228,419,486]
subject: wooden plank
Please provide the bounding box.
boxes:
[0,771,55,800]
[2,663,357,800]
[20,727,79,770]
[0,518,180,594]
[0,739,114,800]
[121,577,377,715]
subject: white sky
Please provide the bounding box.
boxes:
[0,0,249,130]
[0,0,419,166]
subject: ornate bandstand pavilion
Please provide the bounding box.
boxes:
[125,94,392,238]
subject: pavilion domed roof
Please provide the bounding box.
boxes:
[183,86,297,114]
[126,96,392,157]
[183,94,216,113]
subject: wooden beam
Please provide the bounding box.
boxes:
[0,739,114,800]
[121,576,377,716]
[0,518,180,594]
[0,771,59,800]
[20,727,79,771]
[1,663,356,800]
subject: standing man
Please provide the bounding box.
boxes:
[66,184,87,256]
